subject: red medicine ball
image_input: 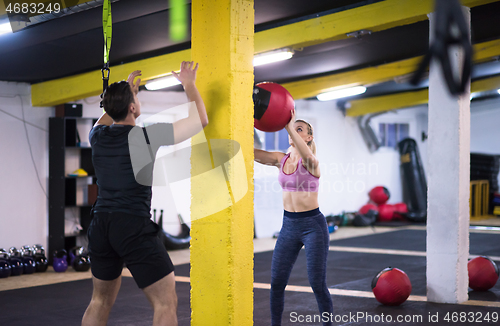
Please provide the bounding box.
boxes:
[378,204,395,222]
[359,203,379,215]
[253,82,295,132]
[369,186,390,205]
[393,202,408,220]
[372,267,412,306]
[468,256,499,291]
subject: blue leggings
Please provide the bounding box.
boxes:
[270,208,333,326]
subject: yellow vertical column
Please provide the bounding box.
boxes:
[190,0,254,325]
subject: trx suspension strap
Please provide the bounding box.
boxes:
[100,0,112,108]
[410,0,472,96]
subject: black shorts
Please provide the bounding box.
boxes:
[87,211,175,289]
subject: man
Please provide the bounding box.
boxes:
[82,61,208,326]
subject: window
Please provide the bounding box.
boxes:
[379,123,409,148]
[264,129,290,151]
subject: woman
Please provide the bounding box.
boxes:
[254,110,333,326]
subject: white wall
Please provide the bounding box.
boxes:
[0,81,53,250]
[470,98,500,188]
[470,98,500,154]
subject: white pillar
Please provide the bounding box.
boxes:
[426,7,471,304]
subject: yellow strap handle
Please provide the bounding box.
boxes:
[100,0,112,109]
[103,0,112,65]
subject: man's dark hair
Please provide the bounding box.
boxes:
[102,81,135,122]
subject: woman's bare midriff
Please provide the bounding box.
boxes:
[282,191,319,212]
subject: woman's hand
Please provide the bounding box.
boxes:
[172,61,198,87]
[127,70,142,95]
[284,109,296,132]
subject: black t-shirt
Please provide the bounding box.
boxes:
[89,123,174,217]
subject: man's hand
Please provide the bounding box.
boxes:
[171,61,208,144]
[172,61,198,87]
[127,70,142,95]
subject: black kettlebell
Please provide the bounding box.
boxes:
[8,247,23,276]
[33,244,48,273]
[0,249,11,278]
[69,246,84,266]
[33,244,44,256]
[20,246,36,274]
[35,255,48,273]
[71,247,91,272]
[73,255,91,272]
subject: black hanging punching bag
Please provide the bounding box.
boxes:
[398,138,427,222]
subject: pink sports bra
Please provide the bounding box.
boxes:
[278,153,319,192]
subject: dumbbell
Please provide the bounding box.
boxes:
[20,246,36,274]
[53,249,68,273]
[0,249,12,278]
[33,244,48,273]
[8,247,23,276]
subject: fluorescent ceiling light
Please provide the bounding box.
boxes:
[316,86,367,101]
[0,23,12,36]
[253,49,294,67]
[145,76,181,91]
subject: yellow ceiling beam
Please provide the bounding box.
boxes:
[282,57,423,100]
[31,50,191,107]
[473,39,500,63]
[345,74,500,117]
[346,89,429,117]
[283,38,500,100]
[30,0,500,106]
[255,0,428,53]
[255,0,498,53]
[472,74,500,93]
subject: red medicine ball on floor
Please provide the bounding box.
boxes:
[468,256,499,291]
[369,186,390,205]
[378,204,395,222]
[359,203,379,215]
[393,202,408,220]
[372,267,412,306]
[253,82,295,132]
